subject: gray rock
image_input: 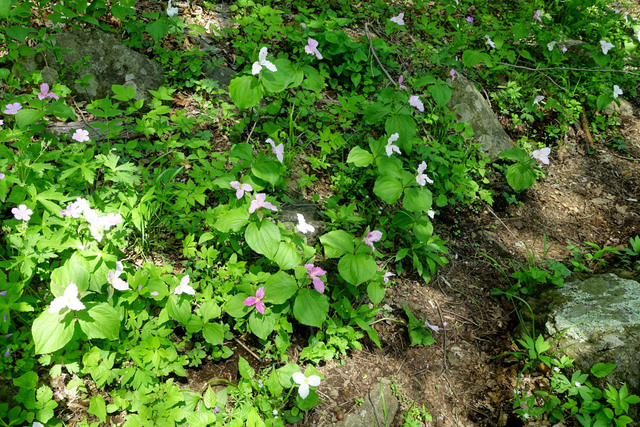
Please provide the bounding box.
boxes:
[337,378,398,427]
[530,273,640,419]
[16,28,164,102]
[604,98,634,117]
[447,74,513,160]
[279,202,324,246]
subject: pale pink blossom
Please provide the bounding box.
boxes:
[304,38,322,60]
[12,204,32,221]
[266,138,284,163]
[390,13,405,25]
[409,95,424,112]
[249,193,278,213]
[72,129,90,142]
[532,147,551,165]
[363,230,383,252]
[305,264,327,293]
[38,83,59,100]
[230,181,253,199]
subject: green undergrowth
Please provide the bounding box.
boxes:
[0,0,639,425]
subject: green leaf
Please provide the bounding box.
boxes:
[248,310,276,340]
[245,219,281,260]
[403,187,432,212]
[224,294,251,318]
[214,207,249,233]
[199,301,221,323]
[88,395,107,423]
[77,303,120,340]
[203,386,216,409]
[505,163,536,192]
[320,230,355,258]
[373,175,403,204]
[0,0,10,19]
[263,271,298,304]
[111,84,136,102]
[385,114,416,152]
[427,84,452,108]
[166,294,192,325]
[15,108,45,129]
[5,25,34,41]
[229,142,254,161]
[347,146,373,167]
[32,311,76,354]
[367,282,385,306]
[301,65,325,92]
[251,159,281,186]
[13,371,38,389]
[498,147,529,162]
[273,241,301,270]
[238,356,255,379]
[261,58,294,93]
[364,102,392,125]
[293,289,329,328]
[462,49,483,67]
[50,252,90,296]
[146,20,170,42]
[338,254,377,286]
[590,363,617,378]
[202,323,225,346]
[229,75,264,110]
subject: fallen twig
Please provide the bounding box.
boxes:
[363,23,397,87]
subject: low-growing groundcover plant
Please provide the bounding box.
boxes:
[1,0,639,425]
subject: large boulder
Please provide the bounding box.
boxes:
[447,74,513,160]
[336,378,398,427]
[16,28,164,102]
[530,272,640,418]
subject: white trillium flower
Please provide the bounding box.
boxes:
[532,147,551,165]
[409,95,424,112]
[600,40,614,54]
[386,133,401,157]
[547,41,557,51]
[49,283,85,313]
[390,13,405,25]
[166,0,178,16]
[108,261,130,291]
[416,161,433,186]
[252,47,277,75]
[292,372,321,399]
[174,275,195,295]
[296,213,315,234]
[533,95,545,106]
[266,138,284,163]
[613,85,623,99]
[484,35,495,49]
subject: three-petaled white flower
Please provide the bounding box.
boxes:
[266,138,284,163]
[49,283,85,313]
[390,13,405,25]
[292,372,321,399]
[416,161,433,186]
[230,181,253,199]
[532,147,551,165]
[613,85,623,99]
[296,213,315,234]
[108,261,130,291]
[484,35,495,49]
[167,0,178,16]
[409,95,424,112]
[533,95,545,106]
[600,40,614,55]
[547,41,557,51]
[304,38,322,60]
[174,275,195,295]
[386,133,401,157]
[252,47,277,75]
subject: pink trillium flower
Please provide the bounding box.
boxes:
[547,41,557,51]
[0,173,5,179]
[249,193,278,214]
[108,261,130,291]
[252,47,277,75]
[449,69,456,81]
[72,128,90,142]
[244,286,266,314]
[383,271,395,284]
[425,319,439,333]
[398,75,406,90]
[0,291,6,296]
[0,119,3,126]
[385,133,401,156]
[4,102,22,115]
[38,83,59,100]
[266,138,284,163]
[416,161,433,186]
[174,275,195,295]
[304,38,322,60]
[305,264,327,293]
[230,181,253,199]
[390,13,405,25]
[363,230,383,252]
[600,40,614,54]
[613,85,623,99]
[465,16,473,23]
[484,35,495,49]
[409,95,424,112]
[3,349,9,357]
[533,9,542,22]
[12,204,33,221]
[292,372,321,399]
[532,147,551,165]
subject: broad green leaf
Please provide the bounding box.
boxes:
[229,75,264,110]
[403,187,432,212]
[301,65,325,92]
[111,84,136,101]
[214,207,249,233]
[498,147,529,162]
[5,25,34,41]
[88,395,107,423]
[293,289,329,328]
[320,230,354,258]
[338,254,377,286]
[77,303,120,340]
[347,146,373,167]
[51,252,90,296]
[367,282,385,305]
[505,163,536,192]
[229,142,254,161]
[248,310,276,340]
[427,84,452,108]
[166,294,192,325]
[203,386,216,409]
[146,20,170,42]
[225,294,251,318]
[199,301,221,323]
[373,175,403,204]
[273,241,301,270]
[590,363,617,378]
[32,311,76,354]
[202,323,225,346]
[261,58,294,93]
[15,108,45,129]
[413,221,433,242]
[0,0,10,18]
[238,356,255,379]
[245,219,281,260]
[462,49,483,67]
[263,271,298,304]
[364,102,392,125]
[251,159,281,186]
[13,371,38,389]
[385,114,416,152]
